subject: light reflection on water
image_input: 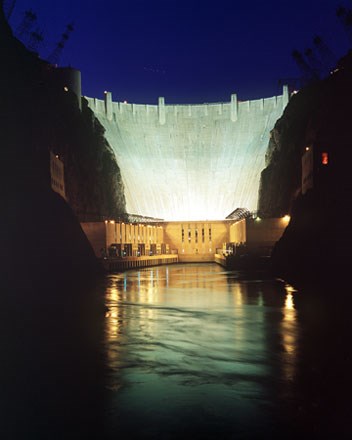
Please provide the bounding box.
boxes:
[282,286,298,382]
[103,263,300,438]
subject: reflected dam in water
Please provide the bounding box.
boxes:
[101,263,350,438]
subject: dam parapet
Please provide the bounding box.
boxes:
[85,87,288,125]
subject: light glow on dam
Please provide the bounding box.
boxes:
[86,87,289,220]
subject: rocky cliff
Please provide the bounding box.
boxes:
[258,51,352,286]
[0,3,126,283]
[0,4,126,223]
[257,82,321,218]
[0,5,109,436]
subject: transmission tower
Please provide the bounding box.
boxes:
[16,9,37,40]
[304,48,324,78]
[313,35,337,71]
[47,22,74,65]
[336,5,352,46]
[27,27,44,52]
[292,49,319,84]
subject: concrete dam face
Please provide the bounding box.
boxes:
[86,88,288,221]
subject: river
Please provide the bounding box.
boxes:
[1,263,350,438]
[102,263,351,439]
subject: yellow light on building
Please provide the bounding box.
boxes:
[282,215,291,223]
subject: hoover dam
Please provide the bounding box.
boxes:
[85,87,289,221]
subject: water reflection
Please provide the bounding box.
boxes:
[2,266,348,438]
[103,264,304,438]
[282,285,298,383]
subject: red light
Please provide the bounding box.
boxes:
[321,152,328,165]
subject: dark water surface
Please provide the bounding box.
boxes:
[1,263,351,439]
[102,263,351,439]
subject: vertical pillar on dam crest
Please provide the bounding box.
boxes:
[282,85,289,109]
[231,94,238,122]
[104,91,113,121]
[158,97,166,125]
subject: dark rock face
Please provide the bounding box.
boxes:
[0,184,106,437]
[259,52,352,286]
[0,6,108,437]
[0,3,127,282]
[258,82,321,218]
[1,187,102,285]
[0,4,126,223]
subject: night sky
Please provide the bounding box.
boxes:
[7,0,350,103]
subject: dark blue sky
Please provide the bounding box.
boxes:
[8,0,351,103]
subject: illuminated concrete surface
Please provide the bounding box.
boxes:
[86,88,288,220]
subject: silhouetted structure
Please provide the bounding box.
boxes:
[48,22,74,65]
[292,49,318,84]
[336,5,352,46]
[16,8,36,40]
[27,27,44,52]
[304,48,323,78]
[225,208,252,221]
[313,35,337,71]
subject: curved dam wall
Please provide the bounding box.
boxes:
[85,88,288,221]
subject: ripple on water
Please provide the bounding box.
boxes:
[102,264,306,437]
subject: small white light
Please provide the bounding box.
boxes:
[63,86,68,92]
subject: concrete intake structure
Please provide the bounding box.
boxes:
[85,87,289,221]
